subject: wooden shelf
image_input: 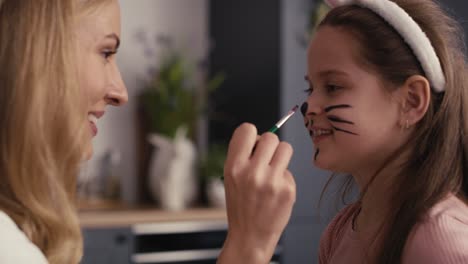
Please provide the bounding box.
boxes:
[79,207,227,229]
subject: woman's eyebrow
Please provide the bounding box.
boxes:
[104,33,120,49]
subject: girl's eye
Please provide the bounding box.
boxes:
[326,84,342,93]
[303,87,314,95]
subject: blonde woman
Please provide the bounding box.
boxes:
[0,0,294,264]
[0,0,127,263]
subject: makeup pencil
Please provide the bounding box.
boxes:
[268,105,299,133]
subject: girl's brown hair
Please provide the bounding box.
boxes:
[319,0,468,262]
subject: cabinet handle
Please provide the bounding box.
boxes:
[114,233,127,245]
[132,247,283,263]
[132,220,227,235]
[132,249,221,263]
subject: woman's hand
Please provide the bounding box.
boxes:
[217,123,296,264]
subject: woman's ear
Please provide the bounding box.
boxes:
[398,75,431,127]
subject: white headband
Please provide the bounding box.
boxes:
[324,0,446,92]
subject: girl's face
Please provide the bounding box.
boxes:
[303,26,404,175]
[76,0,128,159]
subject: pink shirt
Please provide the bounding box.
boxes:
[318,194,468,263]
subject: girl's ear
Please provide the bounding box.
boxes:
[398,75,431,127]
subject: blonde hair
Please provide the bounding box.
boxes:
[0,0,115,263]
[80,0,114,16]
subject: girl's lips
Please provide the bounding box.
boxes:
[312,133,331,144]
[309,127,333,144]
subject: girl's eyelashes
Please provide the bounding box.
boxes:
[325,84,342,93]
[303,84,342,96]
[303,87,314,95]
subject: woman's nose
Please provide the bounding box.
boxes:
[106,67,128,106]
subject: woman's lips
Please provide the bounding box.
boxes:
[88,113,99,137]
[89,121,98,136]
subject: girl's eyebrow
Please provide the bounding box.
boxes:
[318,69,349,78]
[305,70,349,83]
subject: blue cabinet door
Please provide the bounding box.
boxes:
[81,228,134,264]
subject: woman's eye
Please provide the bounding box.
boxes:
[101,50,116,60]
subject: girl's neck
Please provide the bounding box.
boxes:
[355,181,391,234]
[352,152,408,234]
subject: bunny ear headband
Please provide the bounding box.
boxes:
[324,0,446,92]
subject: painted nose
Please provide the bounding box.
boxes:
[300,102,308,116]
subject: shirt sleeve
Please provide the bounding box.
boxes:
[403,214,468,264]
[0,213,49,264]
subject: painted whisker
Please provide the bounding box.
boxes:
[332,126,358,135]
[327,115,354,125]
[314,149,320,160]
[325,104,352,113]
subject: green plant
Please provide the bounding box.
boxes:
[140,53,195,138]
[199,144,227,180]
[299,1,331,47]
[139,51,225,139]
[308,1,330,36]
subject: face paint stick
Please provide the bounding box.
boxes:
[268,105,299,133]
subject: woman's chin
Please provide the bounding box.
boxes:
[82,143,94,161]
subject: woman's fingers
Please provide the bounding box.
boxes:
[225,122,296,210]
[282,169,297,204]
[270,142,293,171]
[251,132,280,167]
[225,123,257,169]
[220,123,296,263]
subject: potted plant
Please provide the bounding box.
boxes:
[138,42,225,210]
[199,144,228,208]
[140,53,196,139]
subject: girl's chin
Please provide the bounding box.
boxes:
[313,155,342,172]
[314,161,333,171]
[314,160,350,175]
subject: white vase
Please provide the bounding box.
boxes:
[206,178,226,208]
[147,126,198,211]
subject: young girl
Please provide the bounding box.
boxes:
[219,0,468,263]
[309,0,468,262]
